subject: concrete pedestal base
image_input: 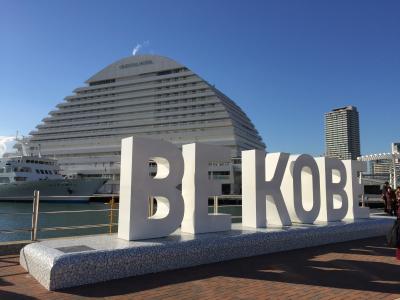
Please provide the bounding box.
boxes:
[20,216,394,290]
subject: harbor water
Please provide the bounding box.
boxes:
[0,201,116,242]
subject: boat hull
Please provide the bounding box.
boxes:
[0,179,107,202]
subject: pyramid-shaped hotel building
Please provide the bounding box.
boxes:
[29,55,265,193]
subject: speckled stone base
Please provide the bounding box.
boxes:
[20,216,394,290]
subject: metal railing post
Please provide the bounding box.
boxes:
[31,190,40,241]
[148,196,155,217]
[109,195,115,234]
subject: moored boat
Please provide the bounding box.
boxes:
[0,155,106,201]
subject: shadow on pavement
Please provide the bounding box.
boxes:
[60,236,400,297]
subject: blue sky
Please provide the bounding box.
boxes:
[0,0,399,156]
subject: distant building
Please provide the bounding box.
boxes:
[368,142,400,183]
[324,105,361,160]
[393,142,400,156]
[371,159,391,175]
[28,55,265,193]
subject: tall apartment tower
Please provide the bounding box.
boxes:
[324,105,361,160]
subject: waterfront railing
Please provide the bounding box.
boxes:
[0,192,242,242]
[0,191,119,241]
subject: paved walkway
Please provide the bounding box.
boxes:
[0,236,399,299]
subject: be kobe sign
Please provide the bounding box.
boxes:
[118,138,369,241]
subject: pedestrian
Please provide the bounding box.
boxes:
[387,206,400,260]
[385,186,396,216]
[382,181,390,213]
[396,187,400,217]
[397,202,400,260]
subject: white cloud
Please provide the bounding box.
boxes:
[0,136,16,157]
[132,44,142,56]
[132,40,150,56]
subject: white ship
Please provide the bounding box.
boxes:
[0,155,106,201]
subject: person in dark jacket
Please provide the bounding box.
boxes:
[397,203,400,260]
[382,182,390,213]
[395,187,400,217]
[385,186,396,215]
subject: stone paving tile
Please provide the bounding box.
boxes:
[0,236,399,299]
